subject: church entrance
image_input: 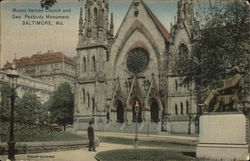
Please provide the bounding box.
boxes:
[132,100,142,123]
[116,101,124,123]
[150,101,159,123]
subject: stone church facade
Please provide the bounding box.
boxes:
[74,0,200,134]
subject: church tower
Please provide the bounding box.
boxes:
[166,0,200,134]
[74,0,113,130]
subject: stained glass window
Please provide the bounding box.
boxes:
[126,48,149,74]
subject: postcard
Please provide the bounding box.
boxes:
[0,0,249,161]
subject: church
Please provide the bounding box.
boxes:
[73,0,200,134]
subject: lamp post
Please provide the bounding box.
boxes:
[147,111,150,136]
[134,101,140,148]
[6,64,19,161]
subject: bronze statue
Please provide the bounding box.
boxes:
[204,67,244,112]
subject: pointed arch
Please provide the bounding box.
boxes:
[92,56,96,71]
[149,98,160,122]
[92,97,95,113]
[180,102,184,115]
[131,97,143,123]
[186,100,189,114]
[94,7,98,19]
[82,89,85,103]
[175,104,178,115]
[175,80,178,91]
[179,43,189,55]
[114,20,161,69]
[83,57,86,72]
[114,100,125,123]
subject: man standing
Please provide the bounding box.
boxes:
[87,120,96,151]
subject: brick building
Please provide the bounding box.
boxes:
[3,51,76,89]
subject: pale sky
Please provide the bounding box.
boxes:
[0,0,179,67]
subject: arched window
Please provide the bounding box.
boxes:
[94,8,97,19]
[175,104,178,115]
[83,57,86,72]
[88,8,91,20]
[179,44,188,55]
[92,98,95,114]
[106,51,109,61]
[186,101,189,114]
[92,56,96,71]
[181,102,183,115]
[82,89,85,103]
[175,80,178,91]
[87,93,90,108]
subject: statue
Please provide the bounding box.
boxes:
[204,66,244,112]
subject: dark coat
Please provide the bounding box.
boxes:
[87,125,94,139]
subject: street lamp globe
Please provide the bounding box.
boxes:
[7,64,19,88]
[135,101,140,113]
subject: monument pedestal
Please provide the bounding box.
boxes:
[196,112,249,161]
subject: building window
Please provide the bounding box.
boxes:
[87,93,90,108]
[175,80,178,91]
[92,56,96,71]
[92,98,95,114]
[83,57,86,72]
[82,89,85,103]
[186,101,189,114]
[106,51,109,61]
[175,104,178,115]
[126,48,149,74]
[94,8,97,19]
[181,102,183,115]
[179,44,188,55]
[187,80,190,90]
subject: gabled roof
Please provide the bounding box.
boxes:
[141,0,170,41]
[115,0,170,41]
[3,51,76,70]
[110,79,126,112]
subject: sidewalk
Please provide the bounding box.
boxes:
[0,142,196,161]
[0,143,133,161]
[78,131,198,145]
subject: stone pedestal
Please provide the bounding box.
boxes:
[196,113,249,161]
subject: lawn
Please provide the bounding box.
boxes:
[96,149,198,161]
[0,121,86,142]
[99,136,195,149]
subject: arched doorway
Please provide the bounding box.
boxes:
[116,100,124,123]
[150,100,159,122]
[132,100,142,123]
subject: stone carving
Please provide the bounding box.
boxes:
[204,67,244,112]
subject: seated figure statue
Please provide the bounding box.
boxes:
[204,66,244,112]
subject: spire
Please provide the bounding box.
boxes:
[109,12,114,37]
[177,0,194,22]
[77,0,110,48]
[79,7,83,36]
[84,0,109,40]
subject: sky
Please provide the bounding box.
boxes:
[0,0,179,67]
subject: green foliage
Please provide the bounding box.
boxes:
[173,2,250,100]
[49,83,74,130]
[40,0,57,10]
[0,121,86,142]
[15,92,42,123]
[0,83,11,121]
